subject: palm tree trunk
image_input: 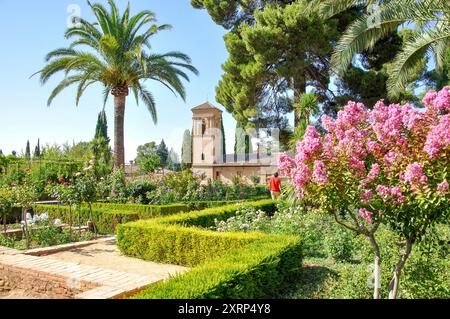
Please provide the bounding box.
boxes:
[113,94,126,168]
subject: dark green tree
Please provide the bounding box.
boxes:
[91,109,112,176]
[181,130,192,169]
[95,109,109,141]
[25,141,31,160]
[214,2,339,129]
[221,118,226,161]
[33,139,41,158]
[157,140,169,168]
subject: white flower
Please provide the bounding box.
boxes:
[54,219,62,227]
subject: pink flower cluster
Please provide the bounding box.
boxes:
[361,190,373,203]
[359,208,373,224]
[437,180,449,195]
[423,86,450,112]
[313,160,328,185]
[424,114,450,158]
[403,163,428,188]
[278,87,449,211]
[376,185,405,203]
[295,126,322,162]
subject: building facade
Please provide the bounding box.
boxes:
[191,102,278,184]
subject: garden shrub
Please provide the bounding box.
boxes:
[33,202,189,234]
[117,199,302,298]
[133,235,302,299]
[324,224,355,262]
[125,178,157,204]
[117,200,276,266]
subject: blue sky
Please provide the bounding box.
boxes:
[0,0,258,162]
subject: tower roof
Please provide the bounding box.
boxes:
[191,102,223,113]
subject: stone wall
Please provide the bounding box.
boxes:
[0,263,97,299]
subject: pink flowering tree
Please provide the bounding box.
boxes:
[279,86,450,299]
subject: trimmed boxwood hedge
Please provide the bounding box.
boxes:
[133,235,302,299]
[33,203,189,234]
[90,202,189,216]
[116,199,303,299]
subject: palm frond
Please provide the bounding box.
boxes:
[387,26,450,98]
[47,76,84,106]
[138,85,157,124]
[331,0,442,73]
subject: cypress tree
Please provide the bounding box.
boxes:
[181,130,192,169]
[221,118,226,162]
[33,139,41,158]
[95,109,110,142]
[25,140,31,160]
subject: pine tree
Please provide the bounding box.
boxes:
[25,140,31,160]
[181,130,192,169]
[157,140,169,168]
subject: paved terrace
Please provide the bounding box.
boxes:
[0,238,187,299]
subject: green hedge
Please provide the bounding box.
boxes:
[90,202,189,216]
[116,199,303,299]
[33,203,189,235]
[133,235,302,299]
[183,196,270,211]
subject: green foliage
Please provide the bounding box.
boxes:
[328,0,449,98]
[0,227,95,250]
[213,1,340,128]
[156,140,169,168]
[323,224,355,262]
[34,202,189,235]
[91,110,112,177]
[33,139,41,158]
[116,199,301,299]
[30,227,95,248]
[181,129,192,169]
[125,178,157,204]
[99,167,127,198]
[133,235,302,299]
[145,171,270,204]
[25,141,31,161]
[135,142,162,173]
[117,200,277,265]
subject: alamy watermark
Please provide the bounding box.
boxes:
[67,4,82,28]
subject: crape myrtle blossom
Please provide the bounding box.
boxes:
[278,86,450,225]
[424,114,450,158]
[437,180,449,195]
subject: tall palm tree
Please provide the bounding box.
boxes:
[34,0,198,168]
[312,0,449,98]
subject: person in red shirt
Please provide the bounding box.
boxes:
[268,172,282,200]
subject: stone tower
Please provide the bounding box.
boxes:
[191,102,224,165]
